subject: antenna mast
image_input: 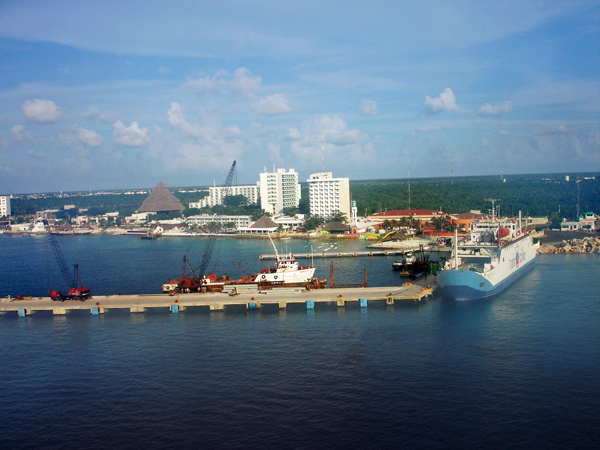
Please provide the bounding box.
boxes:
[321,139,325,174]
[485,198,500,220]
[408,156,411,211]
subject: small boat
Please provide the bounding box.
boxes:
[162,234,324,293]
[392,252,416,271]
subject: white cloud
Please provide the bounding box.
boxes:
[1,125,32,149]
[181,67,261,98]
[285,128,302,141]
[26,149,44,158]
[424,88,463,115]
[159,66,171,74]
[82,105,114,123]
[21,99,63,123]
[113,121,150,147]
[360,100,378,116]
[167,102,203,138]
[77,128,102,147]
[536,124,578,135]
[252,94,292,116]
[11,125,29,141]
[286,115,374,171]
[478,101,513,117]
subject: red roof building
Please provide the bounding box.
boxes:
[367,209,445,224]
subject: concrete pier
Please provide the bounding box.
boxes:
[259,249,424,260]
[0,281,436,318]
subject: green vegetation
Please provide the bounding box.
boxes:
[351,173,599,219]
[8,173,599,223]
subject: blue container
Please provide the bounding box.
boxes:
[18,308,26,317]
[171,304,179,314]
[360,298,368,308]
[306,300,314,310]
[91,306,99,316]
[248,301,256,311]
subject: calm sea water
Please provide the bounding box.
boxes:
[0,235,598,449]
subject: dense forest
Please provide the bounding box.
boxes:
[8,172,599,221]
[350,173,599,218]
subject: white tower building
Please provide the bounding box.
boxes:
[259,168,301,215]
[0,195,11,217]
[307,172,351,220]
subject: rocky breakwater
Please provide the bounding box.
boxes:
[538,236,600,254]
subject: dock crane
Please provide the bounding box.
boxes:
[43,220,91,301]
[163,161,237,294]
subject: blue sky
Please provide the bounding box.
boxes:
[0,0,598,194]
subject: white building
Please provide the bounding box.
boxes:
[186,214,253,228]
[259,168,301,215]
[189,185,259,209]
[307,172,351,220]
[0,196,10,217]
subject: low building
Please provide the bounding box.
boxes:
[449,211,486,232]
[138,182,185,214]
[323,222,351,235]
[237,216,279,234]
[186,214,253,229]
[368,209,446,227]
[125,212,151,224]
[561,220,580,231]
[189,184,259,209]
[272,214,304,231]
[579,212,598,231]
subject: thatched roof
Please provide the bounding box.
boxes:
[137,182,185,213]
[249,215,278,229]
[323,221,351,232]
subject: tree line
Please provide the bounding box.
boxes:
[8,172,599,223]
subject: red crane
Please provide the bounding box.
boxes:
[44,220,91,301]
[163,161,236,294]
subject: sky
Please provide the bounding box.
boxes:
[0,0,599,194]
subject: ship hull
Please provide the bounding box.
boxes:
[438,232,539,301]
[438,257,536,301]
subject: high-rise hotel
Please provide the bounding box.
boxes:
[259,168,301,215]
[307,172,350,220]
[0,195,11,217]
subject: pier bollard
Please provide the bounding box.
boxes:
[170,304,179,314]
[386,296,394,305]
[18,308,27,317]
[306,300,314,310]
[360,298,368,308]
[91,306,100,316]
[248,301,256,311]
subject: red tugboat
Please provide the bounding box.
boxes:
[162,235,326,294]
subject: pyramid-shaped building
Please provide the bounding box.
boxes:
[137,182,185,213]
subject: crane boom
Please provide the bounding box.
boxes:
[194,160,236,280]
[43,220,91,300]
[44,220,74,289]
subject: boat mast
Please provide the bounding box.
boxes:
[454,228,458,269]
[267,233,280,261]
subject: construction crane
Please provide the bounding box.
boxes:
[43,220,91,301]
[163,161,236,294]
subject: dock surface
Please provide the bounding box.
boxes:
[1,281,436,317]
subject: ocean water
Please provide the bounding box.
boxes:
[0,235,598,449]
